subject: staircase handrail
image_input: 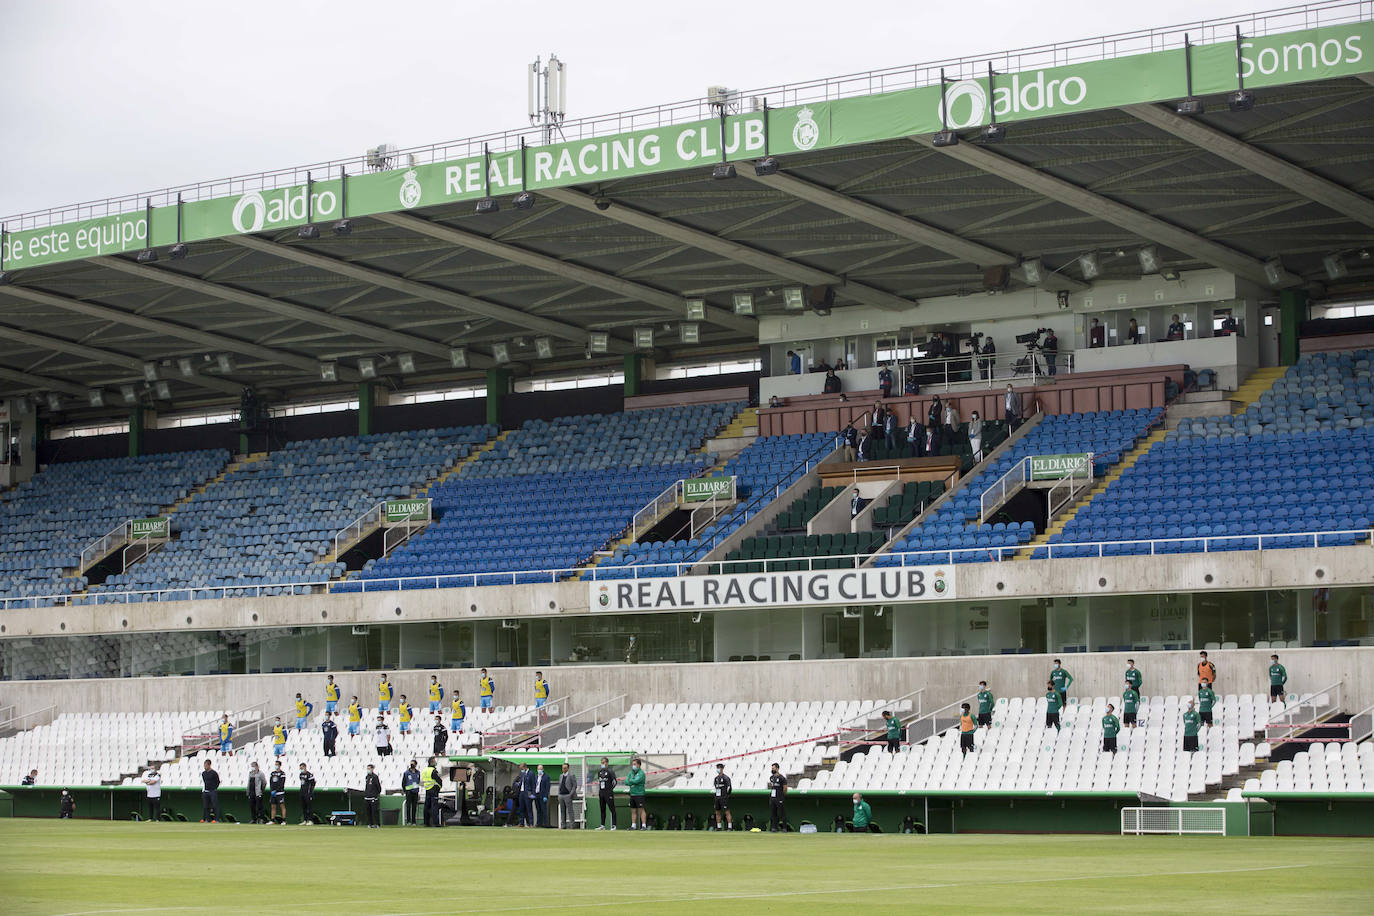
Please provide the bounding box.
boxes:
[837,688,927,746]
[181,699,273,750]
[510,693,628,751]
[1264,681,1343,745]
[334,501,386,560]
[79,520,131,572]
[631,480,683,541]
[1350,702,1374,745]
[1045,455,1094,525]
[0,703,57,738]
[899,692,980,746]
[478,694,573,750]
[979,456,1030,524]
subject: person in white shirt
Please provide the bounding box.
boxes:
[142,764,163,822]
[374,716,392,757]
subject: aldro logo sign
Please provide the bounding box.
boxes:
[937,71,1088,130]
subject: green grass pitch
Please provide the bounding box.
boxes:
[1,820,1371,914]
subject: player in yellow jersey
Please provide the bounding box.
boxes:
[450,693,466,734]
[428,675,444,714]
[324,675,341,714]
[479,668,495,713]
[378,676,393,714]
[347,696,362,737]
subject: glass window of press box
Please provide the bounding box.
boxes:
[2,587,1368,681]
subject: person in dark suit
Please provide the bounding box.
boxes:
[363,764,382,829]
[878,364,893,398]
[980,337,997,380]
[927,396,942,431]
[320,711,338,758]
[869,401,885,440]
[841,423,858,462]
[856,429,872,462]
[1088,318,1105,348]
[1043,330,1059,376]
[1004,384,1023,428]
[1167,314,1186,340]
[905,415,923,457]
[883,409,898,452]
[517,763,536,827]
[534,765,552,827]
[822,370,841,394]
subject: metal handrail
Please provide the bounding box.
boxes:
[478,695,571,751]
[333,502,385,560]
[630,480,683,542]
[79,521,130,573]
[7,2,1362,229]
[980,456,1030,524]
[901,693,980,746]
[510,693,629,751]
[883,350,1077,394]
[836,688,927,747]
[1265,681,1344,744]
[2,526,1370,609]
[1045,456,1094,525]
[181,699,270,750]
[1350,703,1374,744]
[0,703,58,737]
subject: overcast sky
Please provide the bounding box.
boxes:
[1,0,1262,218]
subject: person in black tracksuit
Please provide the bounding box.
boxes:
[768,763,788,832]
[321,712,338,758]
[364,765,382,828]
[200,760,221,822]
[712,764,733,831]
[298,764,316,825]
[596,757,618,829]
[433,717,448,756]
[247,763,266,824]
[402,761,421,826]
[269,762,287,824]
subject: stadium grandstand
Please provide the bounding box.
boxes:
[3,1,1374,863]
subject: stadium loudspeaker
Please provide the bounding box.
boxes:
[983,266,1009,291]
[297,224,321,240]
[475,197,499,215]
[513,192,535,210]
[931,130,959,147]
[1176,98,1205,116]
[135,248,158,263]
[980,124,1006,143]
[332,219,353,236]
[712,163,737,180]
[169,242,189,260]
[754,156,780,176]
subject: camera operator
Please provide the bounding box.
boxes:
[1043,329,1058,376]
[980,336,996,381]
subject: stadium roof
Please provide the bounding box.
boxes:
[1,3,1372,421]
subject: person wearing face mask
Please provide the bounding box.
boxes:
[849,793,876,833]
[1197,651,1217,691]
[1004,384,1022,429]
[968,410,984,463]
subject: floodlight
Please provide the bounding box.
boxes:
[1176,98,1205,116]
[492,342,510,363]
[634,327,655,349]
[120,384,138,404]
[1137,247,1160,274]
[1020,259,1044,284]
[782,287,805,311]
[685,298,706,321]
[1228,90,1255,112]
[178,357,195,377]
[319,361,338,382]
[88,389,104,407]
[143,362,159,382]
[154,381,171,400]
[980,124,1006,143]
[931,130,959,147]
[397,353,416,374]
[136,249,158,263]
[298,225,321,240]
[588,331,609,354]
[358,357,377,379]
[712,163,737,180]
[216,354,234,374]
[1323,254,1348,281]
[449,347,468,369]
[680,322,700,344]
[534,337,553,359]
[45,393,62,411]
[1263,258,1286,286]
[732,292,754,315]
[332,220,353,236]
[1161,268,1181,282]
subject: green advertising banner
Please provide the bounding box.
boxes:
[1030,454,1091,480]
[683,477,735,502]
[130,517,170,539]
[2,20,1369,272]
[384,499,430,525]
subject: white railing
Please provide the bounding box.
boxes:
[897,693,979,747]
[5,1,1366,230]
[1045,457,1094,525]
[79,521,131,573]
[1351,703,1374,744]
[836,688,927,749]
[0,703,57,738]
[1265,682,1344,744]
[893,350,1076,394]
[333,502,386,560]
[979,457,1031,524]
[630,479,684,542]
[2,527,1370,609]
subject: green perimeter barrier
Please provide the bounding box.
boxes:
[0,785,395,824]
[1242,792,1374,837]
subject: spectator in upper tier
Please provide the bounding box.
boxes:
[903,373,919,396]
[1269,654,1288,704]
[856,429,872,463]
[924,423,940,457]
[883,409,898,452]
[833,359,847,371]
[1167,314,1186,340]
[1197,681,1217,728]
[822,370,841,394]
[980,337,997,380]
[1101,705,1121,754]
[841,423,858,462]
[942,400,960,444]
[768,395,782,408]
[968,411,984,463]
[1219,314,1239,335]
[926,396,942,431]
[788,349,801,375]
[1089,318,1105,348]
[1004,384,1022,428]
[906,415,923,458]
[1050,659,1073,708]
[850,488,866,520]
[1127,318,1142,344]
[1042,329,1059,376]
[878,364,893,398]
[870,401,885,439]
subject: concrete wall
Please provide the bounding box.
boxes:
[3,646,1370,724]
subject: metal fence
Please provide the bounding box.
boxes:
[3,2,1367,231]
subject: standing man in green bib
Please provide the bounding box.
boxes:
[1124,658,1143,697]
[1101,703,1121,754]
[850,793,875,833]
[1121,680,1141,729]
[976,681,995,729]
[882,710,902,753]
[1268,654,1288,704]
[625,757,648,831]
[1044,680,1062,731]
[1196,681,1217,729]
[1182,700,1201,752]
[1050,659,1073,710]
